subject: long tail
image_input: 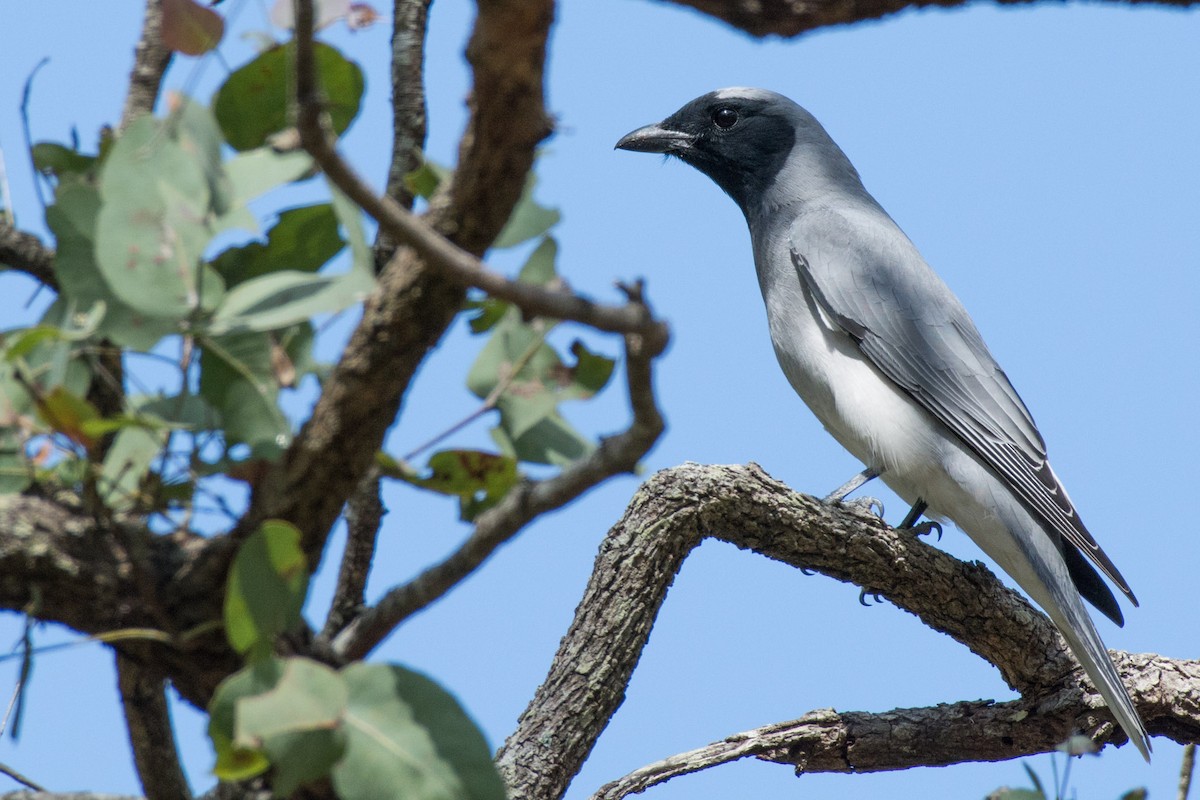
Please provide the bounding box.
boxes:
[1027,544,1152,761]
[987,502,1152,761]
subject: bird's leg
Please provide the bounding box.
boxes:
[897,498,942,540]
[823,467,884,516]
[823,467,880,503]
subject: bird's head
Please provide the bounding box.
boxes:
[616,88,857,216]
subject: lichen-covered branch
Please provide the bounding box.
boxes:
[120,0,172,130]
[498,463,1200,800]
[0,221,56,289]
[381,0,433,214]
[0,492,238,708]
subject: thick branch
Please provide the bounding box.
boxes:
[656,0,1200,38]
[120,0,172,131]
[239,0,559,565]
[498,463,1200,800]
[334,295,667,660]
[0,222,56,289]
[0,492,239,708]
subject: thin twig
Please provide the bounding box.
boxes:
[0,762,46,793]
[20,58,50,213]
[319,468,385,641]
[332,289,667,661]
[1181,743,1196,800]
[291,3,666,349]
[402,325,549,461]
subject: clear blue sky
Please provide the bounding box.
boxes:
[2,1,1198,798]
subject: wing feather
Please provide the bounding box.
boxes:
[789,210,1136,606]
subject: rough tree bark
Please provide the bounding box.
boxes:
[2,0,1199,799]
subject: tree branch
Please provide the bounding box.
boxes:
[0,492,239,708]
[381,0,433,215]
[497,463,1200,800]
[654,0,1200,38]
[115,653,192,800]
[333,285,668,660]
[120,0,172,131]
[589,684,1199,800]
[319,469,385,641]
[237,0,561,566]
[0,222,56,289]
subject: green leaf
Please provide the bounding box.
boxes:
[556,340,616,401]
[490,411,594,467]
[331,664,460,800]
[465,298,507,334]
[1022,763,1046,798]
[32,142,97,179]
[492,173,560,249]
[172,96,233,216]
[212,204,343,288]
[235,657,347,796]
[94,115,218,318]
[0,429,31,494]
[198,332,292,452]
[133,392,221,430]
[991,791,1045,800]
[34,386,101,449]
[222,147,314,209]
[224,520,309,659]
[208,658,284,782]
[516,236,559,286]
[97,426,167,512]
[403,161,450,200]
[45,178,177,350]
[401,450,519,521]
[207,267,372,336]
[214,42,364,152]
[337,664,506,800]
[329,180,373,277]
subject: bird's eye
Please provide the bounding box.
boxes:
[712,107,739,129]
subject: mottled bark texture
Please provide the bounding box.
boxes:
[499,463,1200,800]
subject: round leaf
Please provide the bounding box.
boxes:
[214,42,364,152]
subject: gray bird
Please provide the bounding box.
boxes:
[616,87,1150,760]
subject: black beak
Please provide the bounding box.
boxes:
[615,123,694,154]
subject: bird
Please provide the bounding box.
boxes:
[615,87,1151,760]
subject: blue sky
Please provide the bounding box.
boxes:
[1,1,1198,798]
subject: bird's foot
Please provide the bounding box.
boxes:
[904,519,943,540]
[841,495,885,517]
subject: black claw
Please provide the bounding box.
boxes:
[858,588,884,606]
[911,520,943,541]
[801,567,816,576]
